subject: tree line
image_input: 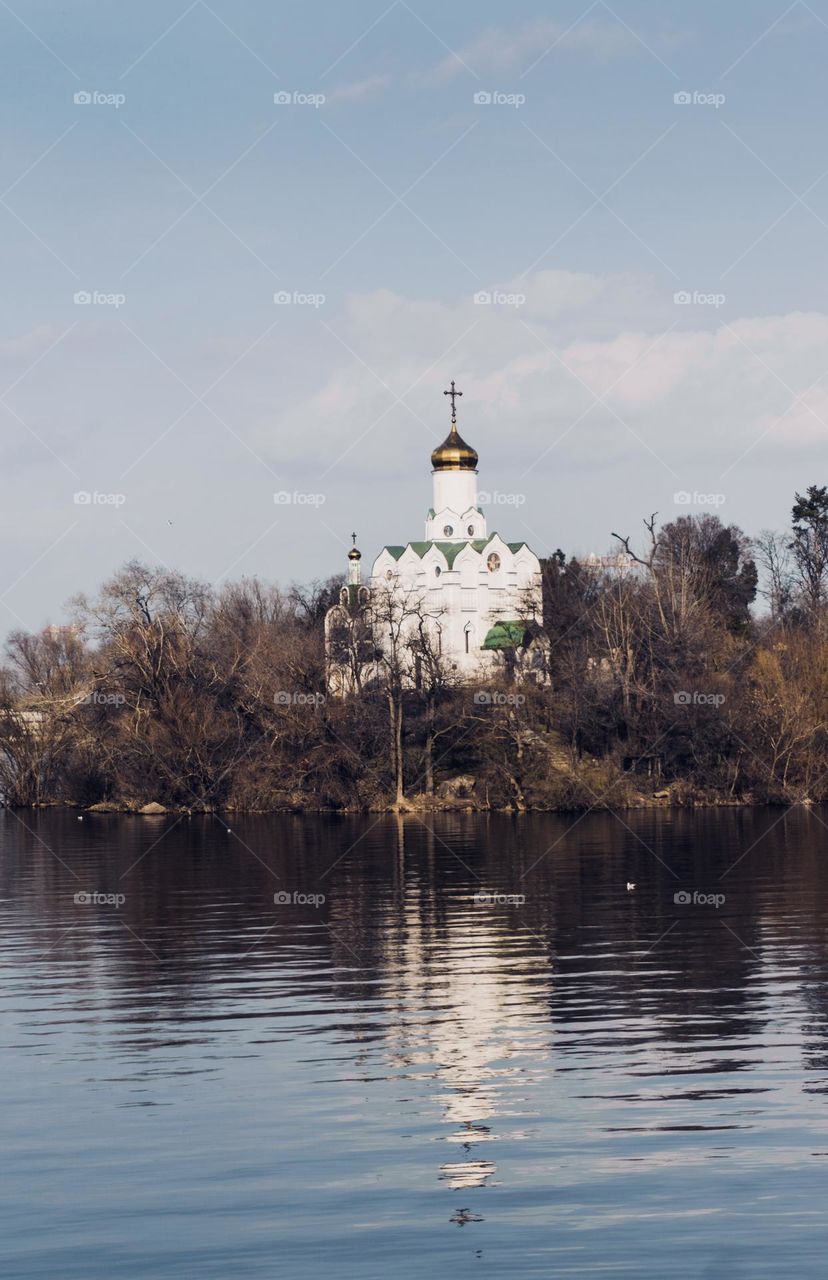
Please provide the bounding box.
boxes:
[3,486,828,812]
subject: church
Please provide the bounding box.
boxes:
[325,382,548,693]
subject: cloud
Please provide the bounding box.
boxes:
[327,74,392,105]
[249,275,828,501]
[430,18,640,81]
[0,324,63,362]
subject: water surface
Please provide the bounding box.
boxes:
[1,806,827,1277]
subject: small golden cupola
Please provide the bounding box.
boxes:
[431,379,478,472]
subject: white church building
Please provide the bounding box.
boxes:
[325,382,547,692]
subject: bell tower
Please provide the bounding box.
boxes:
[425,381,487,542]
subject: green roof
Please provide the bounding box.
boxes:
[379,537,533,572]
[482,620,530,650]
[380,534,532,569]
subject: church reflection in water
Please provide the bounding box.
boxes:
[329,817,554,1202]
[8,803,828,1242]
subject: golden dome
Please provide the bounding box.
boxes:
[431,422,478,472]
[347,546,361,560]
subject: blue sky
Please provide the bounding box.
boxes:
[3,0,828,630]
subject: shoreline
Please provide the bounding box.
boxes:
[8,794,804,816]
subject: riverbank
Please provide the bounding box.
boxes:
[11,784,795,816]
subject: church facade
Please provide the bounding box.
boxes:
[325,383,547,692]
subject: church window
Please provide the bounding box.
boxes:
[487,552,501,572]
[464,624,472,653]
[385,569,393,580]
[434,566,441,577]
[467,524,474,536]
[443,524,454,536]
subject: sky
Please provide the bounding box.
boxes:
[3,0,828,632]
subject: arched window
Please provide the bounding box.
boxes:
[464,623,472,654]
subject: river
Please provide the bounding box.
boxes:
[1,807,826,1277]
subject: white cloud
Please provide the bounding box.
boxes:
[431,18,640,81]
[250,275,828,496]
[327,74,392,105]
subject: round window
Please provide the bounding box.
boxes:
[443,524,454,537]
[434,566,442,577]
[487,552,501,573]
[385,569,393,580]
[467,524,475,536]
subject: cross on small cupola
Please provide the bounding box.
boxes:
[443,379,462,423]
[347,530,362,582]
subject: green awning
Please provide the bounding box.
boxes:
[482,620,529,650]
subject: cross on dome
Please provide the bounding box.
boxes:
[443,379,462,423]
[432,380,477,471]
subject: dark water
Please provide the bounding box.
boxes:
[1,806,828,1278]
